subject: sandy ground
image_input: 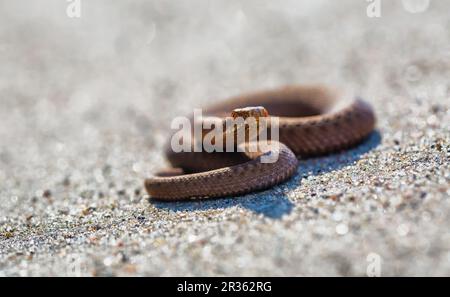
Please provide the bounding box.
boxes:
[0,0,449,276]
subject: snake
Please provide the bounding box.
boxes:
[145,85,376,200]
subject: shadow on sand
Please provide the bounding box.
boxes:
[150,131,382,219]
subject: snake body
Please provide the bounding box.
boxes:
[145,85,376,200]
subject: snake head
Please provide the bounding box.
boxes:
[231,106,269,120]
[226,106,270,147]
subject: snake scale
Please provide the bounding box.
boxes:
[145,85,376,200]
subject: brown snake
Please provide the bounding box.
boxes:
[145,85,376,200]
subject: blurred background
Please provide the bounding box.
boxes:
[0,0,449,276]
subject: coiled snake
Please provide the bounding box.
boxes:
[145,85,376,200]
